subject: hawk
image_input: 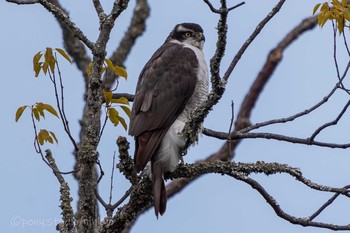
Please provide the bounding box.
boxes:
[129,23,209,217]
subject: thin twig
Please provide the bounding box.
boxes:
[203,0,220,13]
[227,101,234,158]
[227,2,245,12]
[223,0,287,82]
[202,128,350,149]
[54,54,78,151]
[111,186,133,209]
[109,152,116,205]
[38,0,95,51]
[307,186,348,221]
[96,159,105,184]
[99,109,109,141]
[309,99,350,141]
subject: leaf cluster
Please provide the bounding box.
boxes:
[16,102,59,146]
[314,0,350,33]
[103,90,130,131]
[87,58,127,79]
[33,47,71,77]
[15,102,59,122]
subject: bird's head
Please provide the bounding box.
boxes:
[167,23,205,50]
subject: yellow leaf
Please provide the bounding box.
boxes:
[111,97,129,105]
[108,108,119,126]
[37,129,56,145]
[117,115,127,130]
[15,105,27,122]
[42,62,49,75]
[104,90,113,105]
[37,105,45,118]
[342,0,347,6]
[44,47,56,73]
[49,131,58,144]
[55,48,72,63]
[344,8,350,21]
[120,105,131,117]
[87,62,92,77]
[37,131,44,145]
[32,107,40,121]
[33,52,43,77]
[114,66,128,80]
[104,58,115,71]
[34,62,42,77]
[321,2,329,11]
[44,103,59,118]
[332,0,343,10]
[313,3,321,15]
[338,18,345,33]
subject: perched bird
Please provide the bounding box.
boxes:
[129,23,209,217]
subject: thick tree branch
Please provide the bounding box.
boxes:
[38,0,95,50]
[111,161,350,233]
[75,1,130,232]
[45,150,76,233]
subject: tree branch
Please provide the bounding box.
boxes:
[6,0,38,4]
[103,0,150,90]
[115,161,350,233]
[38,0,95,51]
[45,150,76,232]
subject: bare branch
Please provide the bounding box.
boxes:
[121,161,350,232]
[202,128,350,149]
[223,0,287,82]
[112,93,135,102]
[227,2,246,12]
[309,99,350,141]
[6,0,38,4]
[307,185,350,221]
[203,0,221,14]
[203,0,245,14]
[37,0,95,51]
[92,0,106,21]
[239,174,350,231]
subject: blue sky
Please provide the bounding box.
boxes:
[2,0,350,233]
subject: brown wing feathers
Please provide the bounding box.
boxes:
[129,41,198,217]
[129,43,198,171]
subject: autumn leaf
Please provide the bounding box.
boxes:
[114,66,128,80]
[116,115,127,130]
[120,105,131,117]
[104,90,113,105]
[108,107,120,126]
[15,105,27,122]
[55,48,72,63]
[43,103,59,118]
[111,97,129,105]
[37,129,58,145]
[32,107,40,121]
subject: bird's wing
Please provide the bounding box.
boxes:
[129,42,198,171]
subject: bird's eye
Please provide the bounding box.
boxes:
[184,32,192,37]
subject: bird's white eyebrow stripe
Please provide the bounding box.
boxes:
[177,25,193,32]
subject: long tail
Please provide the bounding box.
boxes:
[152,162,167,217]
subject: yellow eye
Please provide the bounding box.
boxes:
[184,32,192,37]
